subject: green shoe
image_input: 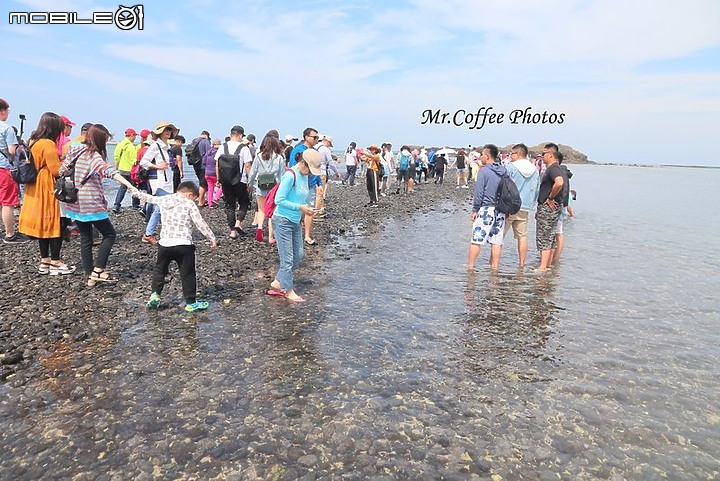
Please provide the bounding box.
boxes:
[146,292,160,309]
[184,301,209,312]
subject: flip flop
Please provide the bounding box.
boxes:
[266,289,286,296]
[304,239,316,246]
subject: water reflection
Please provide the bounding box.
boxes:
[460,271,561,380]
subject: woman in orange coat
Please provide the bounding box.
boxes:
[18,112,76,275]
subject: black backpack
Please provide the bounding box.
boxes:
[11,142,41,184]
[492,169,522,215]
[54,148,89,203]
[217,143,245,185]
[185,137,203,165]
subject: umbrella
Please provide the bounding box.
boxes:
[435,148,456,156]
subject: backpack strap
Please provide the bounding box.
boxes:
[223,142,229,155]
[232,144,244,157]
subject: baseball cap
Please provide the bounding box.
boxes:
[319,134,333,146]
[285,134,298,143]
[125,128,138,136]
[61,115,76,126]
[139,129,152,138]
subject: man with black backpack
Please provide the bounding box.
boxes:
[467,144,508,271]
[215,125,253,239]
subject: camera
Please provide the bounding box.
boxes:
[19,114,26,120]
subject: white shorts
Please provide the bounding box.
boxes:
[471,206,506,246]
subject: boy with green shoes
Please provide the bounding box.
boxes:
[132,181,217,312]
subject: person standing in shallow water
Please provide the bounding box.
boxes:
[535,144,565,271]
[467,144,508,271]
[267,149,322,302]
[504,143,540,268]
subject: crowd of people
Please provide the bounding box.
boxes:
[0,98,575,310]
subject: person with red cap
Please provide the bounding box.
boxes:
[112,128,140,212]
[57,115,76,158]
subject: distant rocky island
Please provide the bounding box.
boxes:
[419,143,594,164]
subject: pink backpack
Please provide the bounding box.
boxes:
[264,169,295,219]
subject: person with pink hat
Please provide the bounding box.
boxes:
[56,115,76,158]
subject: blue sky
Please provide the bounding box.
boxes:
[2,0,719,165]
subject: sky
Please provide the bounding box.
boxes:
[2,0,719,165]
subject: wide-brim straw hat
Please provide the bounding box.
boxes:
[153,121,179,137]
[302,149,322,176]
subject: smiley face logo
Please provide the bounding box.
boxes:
[114,5,144,31]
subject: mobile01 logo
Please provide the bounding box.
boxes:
[9,5,144,31]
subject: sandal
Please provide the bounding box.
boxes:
[266,288,286,296]
[38,261,51,275]
[49,263,76,276]
[304,239,316,246]
[87,269,118,287]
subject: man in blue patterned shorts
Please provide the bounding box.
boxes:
[467,144,507,271]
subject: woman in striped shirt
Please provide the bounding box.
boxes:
[60,124,136,287]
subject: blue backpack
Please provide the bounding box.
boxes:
[398,153,410,171]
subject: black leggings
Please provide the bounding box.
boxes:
[76,218,117,275]
[38,238,62,261]
[223,182,250,228]
[152,244,197,304]
[366,170,380,203]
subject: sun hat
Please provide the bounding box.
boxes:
[285,134,298,143]
[367,145,380,153]
[153,121,179,137]
[319,135,333,146]
[302,149,322,176]
[61,115,76,126]
[125,128,138,136]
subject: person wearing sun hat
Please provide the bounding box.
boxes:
[267,148,322,303]
[138,121,179,244]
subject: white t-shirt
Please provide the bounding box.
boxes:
[344,148,357,166]
[140,139,173,194]
[214,140,253,183]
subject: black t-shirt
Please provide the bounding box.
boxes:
[456,154,466,169]
[538,163,565,204]
[435,156,447,170]
[169,145,182,169]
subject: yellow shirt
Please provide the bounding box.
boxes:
[114,138,137,172]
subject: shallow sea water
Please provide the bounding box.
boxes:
[1,165,719,480]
